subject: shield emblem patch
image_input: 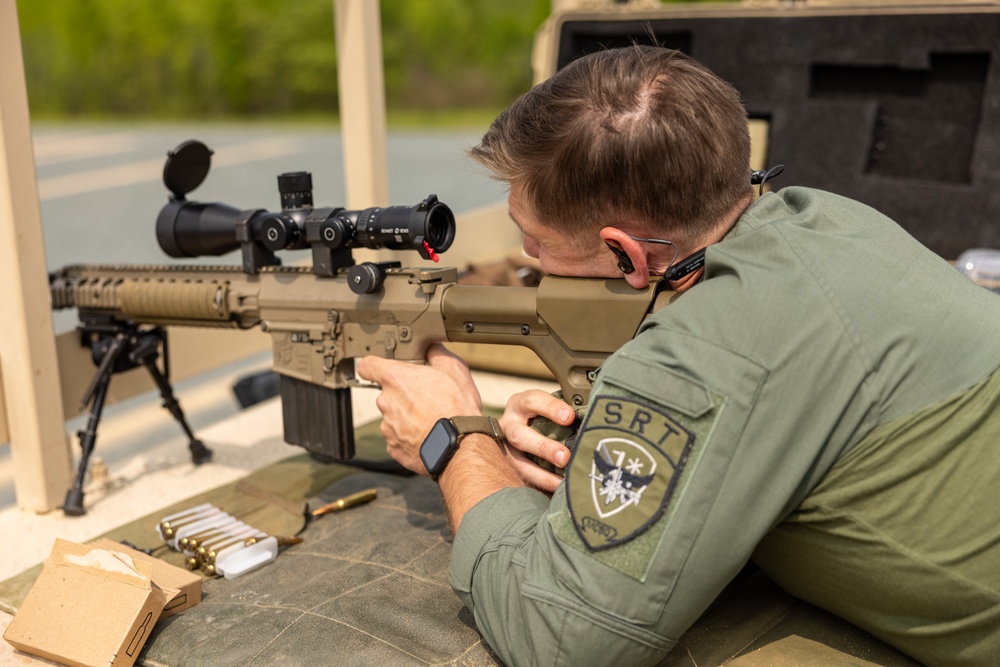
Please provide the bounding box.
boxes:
[589,437,658,520]
[567,395,694,550]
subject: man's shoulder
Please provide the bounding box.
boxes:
[741,186,895,232]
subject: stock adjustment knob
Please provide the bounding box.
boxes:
[347,263,384,295]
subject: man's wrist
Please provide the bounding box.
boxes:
[437,433,524,533]
[438,433,520,489]
[438,434,505,484]
[420,415,504,481]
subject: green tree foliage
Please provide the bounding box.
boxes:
[381,0,549,110]
[15,0,547,119]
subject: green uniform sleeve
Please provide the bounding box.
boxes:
[448,189,1000,666]
[447,327,817,666]
[449,487,675,666]
[445,320,861,665]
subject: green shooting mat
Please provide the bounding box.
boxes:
[141,470,497,666]
[0,418,502,666]
[0,415,919,666]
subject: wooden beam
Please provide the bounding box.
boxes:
[0,0,73,512]
[334,0,389,210]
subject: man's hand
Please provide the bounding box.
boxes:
[356,344,483,475]
[358,343,527,533]
[500,390,576,494]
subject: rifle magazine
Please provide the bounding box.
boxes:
[280,375,355,460]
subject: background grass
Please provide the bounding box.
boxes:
[16,0,723,123]
[16,0,547,121]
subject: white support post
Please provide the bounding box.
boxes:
[334,0,389,209]
[0,0,73,512]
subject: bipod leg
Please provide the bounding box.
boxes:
[143,358,212,465]
[64,332,127,516]
[63,375,112,516]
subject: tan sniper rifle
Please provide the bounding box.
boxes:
[49,140,670,515]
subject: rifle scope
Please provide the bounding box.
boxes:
[155,140,456,276]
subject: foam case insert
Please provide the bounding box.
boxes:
[555,6,1000,258]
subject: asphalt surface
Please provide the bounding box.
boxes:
[32,122,508,332]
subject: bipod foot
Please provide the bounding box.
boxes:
[189,439,213,465]
[63,487,87,516]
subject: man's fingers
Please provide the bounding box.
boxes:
[505,422,571,468]
[498,389,576,469]
[507,449,564,494]
[356,355,389,383]
[426,342,466,368]
[425,344,482,406]
[517,463,563,494]
[426,344,474,382]
[505,390,575,426]
[359,354,452,393]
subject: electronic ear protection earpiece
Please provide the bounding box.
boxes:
[605,242,635,274]
[603,165,787,282]
[750,164,785,196]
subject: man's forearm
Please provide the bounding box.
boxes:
[438,434,526,533]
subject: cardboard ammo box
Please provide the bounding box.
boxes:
[533,0,1000,260]
[88,537,202,618]
[3,539,167,667]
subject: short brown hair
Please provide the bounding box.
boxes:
[470,46,752,239]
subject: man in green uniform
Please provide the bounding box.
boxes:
[356,46,1000,666]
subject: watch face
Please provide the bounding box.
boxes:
[420,418,459,477]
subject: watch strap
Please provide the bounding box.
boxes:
[449,415,505,443]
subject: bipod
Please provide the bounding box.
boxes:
[63,318,212,516]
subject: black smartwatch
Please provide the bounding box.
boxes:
[420,416,504,481]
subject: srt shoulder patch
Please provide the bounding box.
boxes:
[566,395,694,550]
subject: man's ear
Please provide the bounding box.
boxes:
[600,228,650,289]
[604,242,635,274]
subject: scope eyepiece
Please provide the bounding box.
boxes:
[352,194,455,260]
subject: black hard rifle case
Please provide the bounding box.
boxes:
[537,0,1000,259]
